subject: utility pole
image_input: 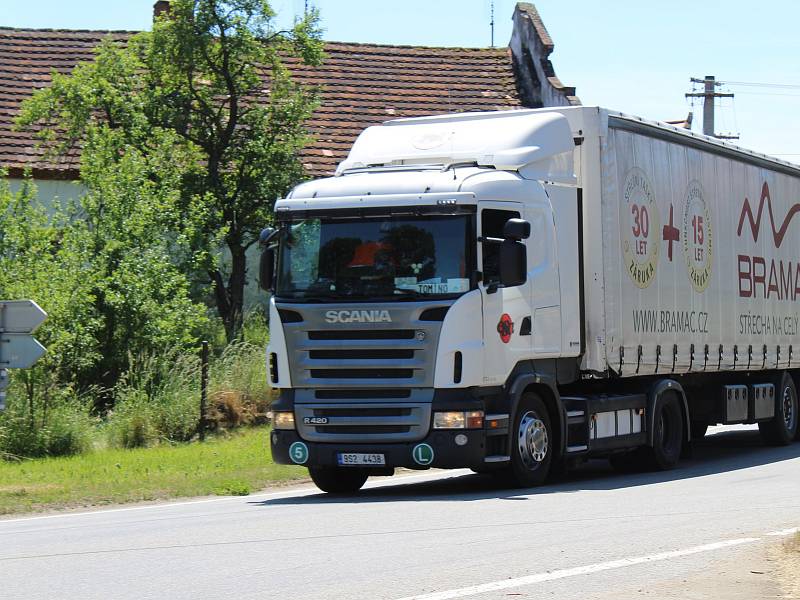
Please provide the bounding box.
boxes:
[490,0,495,48]
[685,76,738,139]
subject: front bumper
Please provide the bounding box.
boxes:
[270,428,486,470]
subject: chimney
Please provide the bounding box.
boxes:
[153,1,171,20]
[509,3,579,108]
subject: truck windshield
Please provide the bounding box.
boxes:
[275,215,473,300]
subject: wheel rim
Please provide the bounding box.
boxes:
[517,411,548,470]
[782,385,797,432]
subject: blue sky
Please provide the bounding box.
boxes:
[3,1,799,162]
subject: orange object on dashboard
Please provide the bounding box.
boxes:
[348,242,391,267]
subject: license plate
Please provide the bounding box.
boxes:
[337,453,386,466]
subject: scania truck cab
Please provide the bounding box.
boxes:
[262,107,800,493]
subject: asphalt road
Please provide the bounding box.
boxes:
[2,425,799,600]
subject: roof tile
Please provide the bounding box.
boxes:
[0,28,522,179]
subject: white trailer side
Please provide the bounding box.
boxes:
[549,107,800,377]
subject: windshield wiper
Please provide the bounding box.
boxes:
[391,287,426,298]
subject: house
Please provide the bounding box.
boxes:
[1,2,577,197]
[0,1,578,305]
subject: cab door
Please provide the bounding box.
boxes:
[478,201,532,385]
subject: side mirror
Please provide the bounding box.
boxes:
[259,227,277,292]
[498,239,527,288]
[503,218,531,240]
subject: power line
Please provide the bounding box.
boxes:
[720,80,800,89]
[732,91,800,97]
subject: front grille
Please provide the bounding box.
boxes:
[308,329,415,340]
[309,349,414,360]
[314,389,412,400]
[301,326,427,386]
[314,407,412,417]
[310,368,413,379]
[316,425,411,435]
[279,303,447,389]
[295,402,432,442]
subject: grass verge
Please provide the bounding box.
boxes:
[0,427,306,516]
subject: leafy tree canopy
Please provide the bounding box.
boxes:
[18,0,324,339]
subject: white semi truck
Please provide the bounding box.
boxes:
[260,106,800,493]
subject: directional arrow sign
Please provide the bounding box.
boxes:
[0,334,46,369]
[0,300,47,334]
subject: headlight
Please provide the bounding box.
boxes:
[434,411,466,429]
[433,410,484,430]
[273,411,295,430]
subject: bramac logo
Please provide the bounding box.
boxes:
[324,310,392,324]
[737,182,800,301]
[737,182,800,248]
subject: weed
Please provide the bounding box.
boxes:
[213,480,252,496]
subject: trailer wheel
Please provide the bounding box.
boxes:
[759,372,798,446]
[502,393,553,487]
[643,392,683,470]
[308,466,368,494]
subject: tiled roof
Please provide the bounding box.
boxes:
[0,28,523,180]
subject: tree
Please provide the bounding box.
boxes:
[18,0,323,340]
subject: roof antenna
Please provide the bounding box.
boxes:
[490,0,495,47]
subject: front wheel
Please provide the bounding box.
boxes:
[501,393,553,487]
[309,466,368,494]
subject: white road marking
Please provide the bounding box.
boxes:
[0,468,471,525]
[395,537,762,600]
[766,527,800,536]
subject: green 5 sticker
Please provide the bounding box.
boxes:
[289,441,309,464]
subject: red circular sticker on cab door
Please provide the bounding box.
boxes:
[497,313,514,343]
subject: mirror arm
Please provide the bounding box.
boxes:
[477,236,504,245]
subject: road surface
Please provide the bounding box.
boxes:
[2,425,799,599]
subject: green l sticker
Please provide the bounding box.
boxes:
[412,443,434,466]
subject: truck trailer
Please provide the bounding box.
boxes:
[261,106,800,493]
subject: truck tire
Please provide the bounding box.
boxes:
[759,372,798,446]
[690,422,709,440]
[642,392,683,470]
[309,466,368,494]
[502,392,553,487]
[794,372,800,442]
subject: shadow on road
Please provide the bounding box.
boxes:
[252,428,800,506]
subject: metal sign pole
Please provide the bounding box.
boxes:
[0,303,5,411]
[0,369,7,412]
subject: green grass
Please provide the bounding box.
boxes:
[0,427,306,515]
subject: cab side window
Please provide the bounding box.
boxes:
[481,208,520,284]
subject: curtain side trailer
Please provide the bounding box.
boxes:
[262,107,800,492]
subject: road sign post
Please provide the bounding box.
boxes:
[0,368,7,412]
[0,300,48,412]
